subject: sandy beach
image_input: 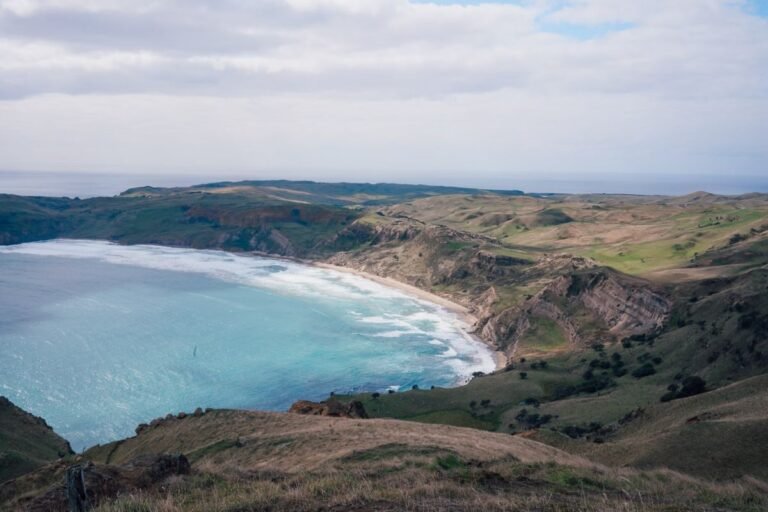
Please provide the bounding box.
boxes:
[313,261,507,371]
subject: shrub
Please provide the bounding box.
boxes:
[612,367,628,377]
[632,363,657,379]
[576,375,615,394]
[552,385,577,400]
[679,376,706,397]
[519,372,528,380]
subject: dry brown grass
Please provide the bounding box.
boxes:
[93,457,768,512]
[80,410,768,512]
[87,410,594,471]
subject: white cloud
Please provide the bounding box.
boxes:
[0,0,765,182]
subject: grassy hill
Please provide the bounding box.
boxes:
[5,409,767,511]
[0,397,73,483]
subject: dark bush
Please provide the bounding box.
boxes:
[519,372,528,380]
[552,385,577,400]
[679,376,706,397]
[632,363,657,379]
[612,367,628,377]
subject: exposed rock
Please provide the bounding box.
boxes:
[474,260,670,355]
[27,454,190,512]
[289,399,368,419]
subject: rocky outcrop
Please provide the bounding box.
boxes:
[289,399,368,419]
[25,454,190,512]
[476,265,671,355]
[327,219,670,357]
[572,271,670,335]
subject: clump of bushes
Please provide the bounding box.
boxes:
[515,409,553,429]
[661,376,706,402]
[632,363,657,379]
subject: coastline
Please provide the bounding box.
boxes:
[312,261,507,372]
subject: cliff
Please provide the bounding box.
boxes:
[326,218,670,358]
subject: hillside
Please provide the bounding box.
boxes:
[0,397,73,483]
[5,409,767,511]
[2,182,768,509]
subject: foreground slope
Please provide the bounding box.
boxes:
[5,409,767,511]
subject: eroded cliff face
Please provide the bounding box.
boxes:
[475,267,671,356]
[325,219,671,360]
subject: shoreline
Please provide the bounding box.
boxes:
[312,261,507,372]
[249,249,505,372]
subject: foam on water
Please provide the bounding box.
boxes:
[0,240,496,450]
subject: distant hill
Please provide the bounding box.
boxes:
[123,179,526,206]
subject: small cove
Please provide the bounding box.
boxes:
[0,240,495,451]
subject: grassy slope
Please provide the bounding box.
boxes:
[535,374,768,480]
[385,193,768,276]
[0,397,73,483]
[53,410,768,511]
[342,262,768,479]
[0,189,361,256]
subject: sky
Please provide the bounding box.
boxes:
[0,0,766,192]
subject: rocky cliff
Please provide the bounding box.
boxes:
[326,219,671,359]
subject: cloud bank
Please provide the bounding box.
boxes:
[0,0,766,186]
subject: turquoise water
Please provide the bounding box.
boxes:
[0,240,494,451]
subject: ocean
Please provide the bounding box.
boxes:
[0,240,495,451]
[0,170,765,197]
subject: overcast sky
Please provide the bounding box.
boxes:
[0,0,766,190]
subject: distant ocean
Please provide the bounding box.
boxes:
[0,240,495,451]
[0,170,764,197]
